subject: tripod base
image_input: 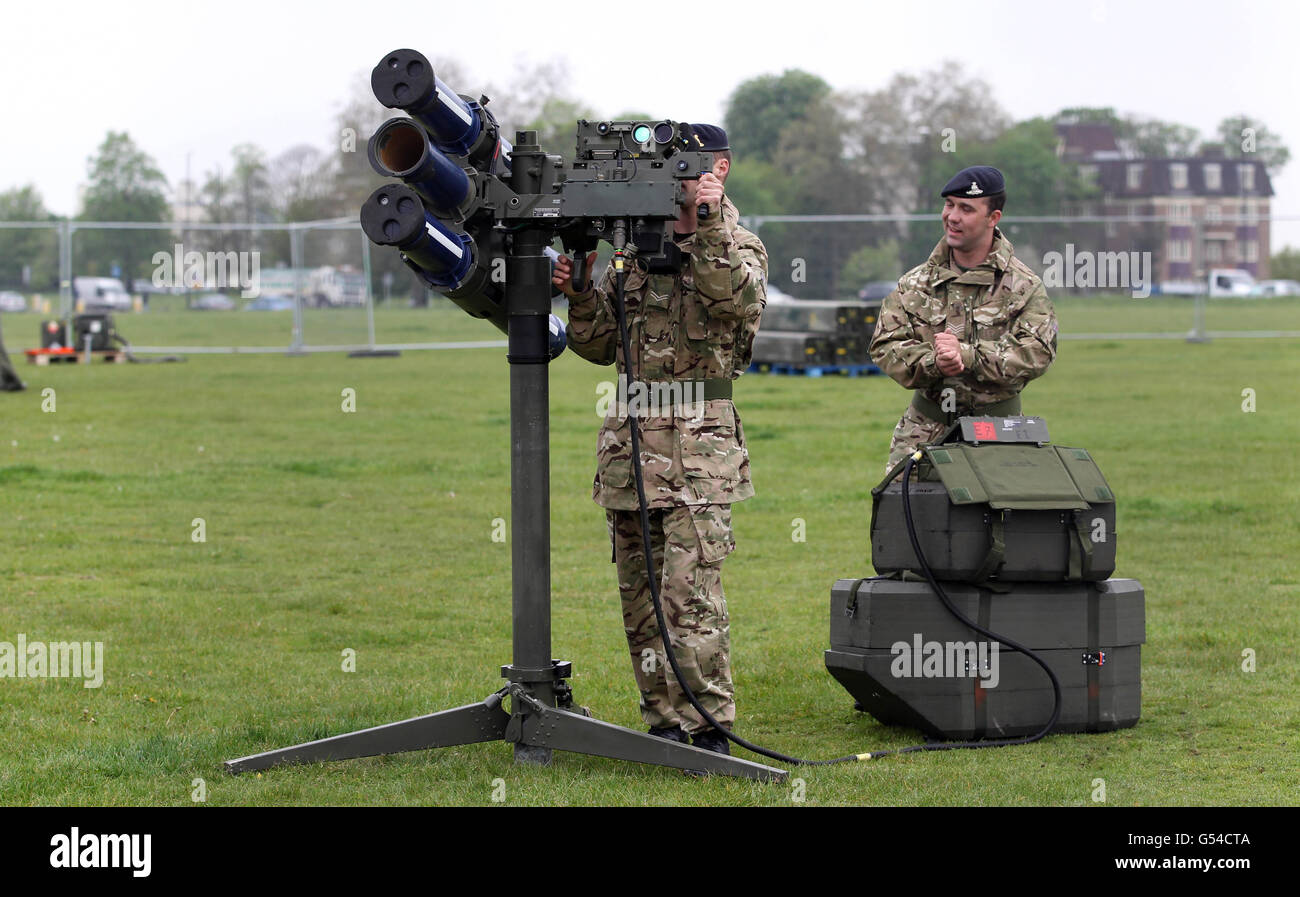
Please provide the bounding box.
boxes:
[224,685,786,782]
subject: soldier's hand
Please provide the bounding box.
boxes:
[695,172,724,217]
[552,251,598,299]
[934,331,965,375]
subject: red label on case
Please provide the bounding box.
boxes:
[972,420,997,441]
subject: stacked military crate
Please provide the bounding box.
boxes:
[751,298,881,372]
[825,417,1146,740]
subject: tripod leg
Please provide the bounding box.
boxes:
[225,699,509,775]
[517,704,787,782]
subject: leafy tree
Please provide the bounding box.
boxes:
[76,132,170,290]
[1215,114,1290,173]
[0,185,59,290]
[839,240,902,295]
[1123,117,1200,158]
[844,61,1010,216]
[724,70,832,164]
[1270,247,1300,281]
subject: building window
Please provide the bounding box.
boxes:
[1204,163,1221,191]
[1170,201,1191,221]
[1206,242,1222,262]
[1239,164,1255,192]
[1079,165,1099,187]
[1170,163,1189,190]
[1206,204,1221,222]
[1167,240,1192,261]
[1245,241,1259,262]
[1127,163,1143,190]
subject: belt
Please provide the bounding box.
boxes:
[641,378,733,400]
[911,390,1020,425]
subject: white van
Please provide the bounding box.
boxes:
[1207,269,1259,298]
[73,276,132,311]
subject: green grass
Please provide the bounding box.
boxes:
[1,305,1298,806]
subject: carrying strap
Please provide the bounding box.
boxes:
[971,586,993,740]
[1067,509,1096,581]
[843,577,878,618]
[1086,585,1101,731]
[972,510,1006,584]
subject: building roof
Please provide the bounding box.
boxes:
[1056,123,1120,159]
[1086,157,1274,198]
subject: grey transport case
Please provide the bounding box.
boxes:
[825,577,1144,739]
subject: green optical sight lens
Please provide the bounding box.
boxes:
[632,124,651,143]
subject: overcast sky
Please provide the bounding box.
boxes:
[3,0,1297,249]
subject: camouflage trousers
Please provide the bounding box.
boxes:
[606,504,735,735]
[884,404,949,477]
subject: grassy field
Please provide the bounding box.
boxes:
[1,302,1298,806]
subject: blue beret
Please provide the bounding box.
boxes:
[941,165,1005,198]
[687,123,729,152]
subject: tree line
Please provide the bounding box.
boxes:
[0,58,1290,300]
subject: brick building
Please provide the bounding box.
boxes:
[1056,124,1273,284]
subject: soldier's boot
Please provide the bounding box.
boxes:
[683,726,732,777]
[691,728,731,755]
[647,724,689,743]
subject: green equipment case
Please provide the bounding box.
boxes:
[825,577,1144,739]
[871,441,1117,583]
[751,330,834,367]
[827,332,868,365]
[762,300,880,335]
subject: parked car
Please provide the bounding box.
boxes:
[0,291,26,312]
[244,296,295,311]
[858,280,897,302]
[1256,279,1300,297]
[192,292,235,311]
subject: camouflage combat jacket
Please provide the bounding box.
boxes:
[566,196,767,510]
[869,228,1058,412]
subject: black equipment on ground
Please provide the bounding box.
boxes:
[73,313,116,352]
[40,319,65,349]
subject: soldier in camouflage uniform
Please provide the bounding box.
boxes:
[870,165,1057,474]
[552,124,766,757]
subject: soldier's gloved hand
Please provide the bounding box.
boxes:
[695,172,725,219]
[552,251,599,299]
[935,331,965,375]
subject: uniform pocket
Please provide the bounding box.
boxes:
[678,404,743,502]
[596,415,632,488]
[689,504,734,566]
